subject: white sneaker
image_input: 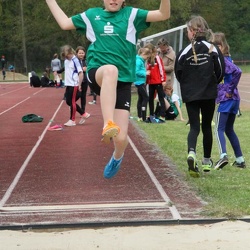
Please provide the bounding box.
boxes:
[88,100,96,105]
[64,120,76,127]
[79,117,86,124]
[82,112,90,118]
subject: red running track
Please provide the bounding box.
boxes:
[0,82,233,227]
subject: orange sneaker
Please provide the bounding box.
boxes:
[101,120,120,144]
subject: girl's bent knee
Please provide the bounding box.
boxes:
[103,65,118,76]
[114,135,128,145]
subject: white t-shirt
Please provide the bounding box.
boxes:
[171,93,180,104]
[64,56,82,87]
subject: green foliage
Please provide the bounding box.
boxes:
[0,0,249,72]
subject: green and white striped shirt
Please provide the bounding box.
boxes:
[72,6,149,82]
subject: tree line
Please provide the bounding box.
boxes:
[0,0,249,73]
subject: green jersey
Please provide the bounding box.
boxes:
[72,7,149,82]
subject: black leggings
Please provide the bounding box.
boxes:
[136,84,148,118]
[80,81,88,113]
[186,99,215,158]
[65,86,84,121]
[148,84,166,117]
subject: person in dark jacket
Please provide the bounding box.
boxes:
[41,71,55,87]
[1,55,6,70]
[174,15,225,177]
[30,71,41,87]
[76,46,90,120]
[212,32,246,170]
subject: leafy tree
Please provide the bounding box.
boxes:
[0,0,249,72]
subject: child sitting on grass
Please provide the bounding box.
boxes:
[155,84,185,121]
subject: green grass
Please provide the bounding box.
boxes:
[237,64,250,73]
[130,93,250,218]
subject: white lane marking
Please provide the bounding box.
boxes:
[0,88,46,116]
[0,100,65,208]
[0,202,167,212]
[0,97,30,115]
[32,88,45,95]
[1,123,181,219]
[128,136,182,220]
[241,98,250,103]
[0,85,28,96]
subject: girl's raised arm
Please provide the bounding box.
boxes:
[46,0,75,30]
[146,0,171,22]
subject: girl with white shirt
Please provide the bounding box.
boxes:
[61,45,85,126]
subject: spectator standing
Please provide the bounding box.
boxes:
[174,15,225,177]
[51,53,62,87]
[61,45,86,126]
[212,32,246,169]
[1,55,6,70]
[76,46,90,119]
[134,47,151,121]
[2,67,6,80]
[1,56,6,80]
[88,92,97,105]
[46,0,171,179]
[157,38,176,88]
[146,43,166,121]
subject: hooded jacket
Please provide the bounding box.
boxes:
[134,54,147,86]
[175,37,225,103]
[216,56,241,104]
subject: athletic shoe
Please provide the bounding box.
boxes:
[101,120,120,144]
[202,159,213,172]
[214,156,229,170]
[232,161,246,169]
[79,117,85,125]
[149,115,165,123]
[48,124,63,131]
[82,112,90,119]
[88,100,96,105]
[137,117,143,122]
[149,115,158,123]
[104,154,123,179]
[64,120,76,127]
[187,154,200,177]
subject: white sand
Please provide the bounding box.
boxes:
[1,221,250,250]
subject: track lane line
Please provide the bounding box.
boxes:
[0,97,30,115]
[0,100,65,208]
[128,136,182,220]
[0,85,28,96]
[1,122,181,220]
[0,88,46,116]
[240,98,250,103]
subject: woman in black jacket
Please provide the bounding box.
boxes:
[175,15,225,177]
